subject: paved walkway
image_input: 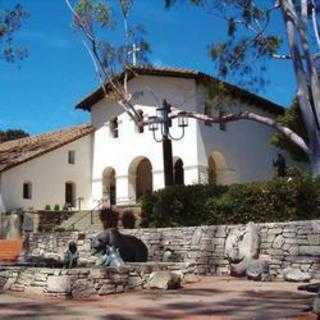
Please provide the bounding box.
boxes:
[0,277,317,320]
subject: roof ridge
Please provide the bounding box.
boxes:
[0,124,94,173]
[75,65,284,114]
[0,123,92,149]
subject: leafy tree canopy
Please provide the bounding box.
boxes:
[0,3,28,63]
[72,0,150,73]
[165,0,285,89]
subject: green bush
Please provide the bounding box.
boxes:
[44,205,51,211]
[122,210,136,229]
[140,184,227,227]
[54,204,60,211]
[140,176,320,227]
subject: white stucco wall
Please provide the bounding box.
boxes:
[195,94,297,184]
[0,73,296,212]
[196,110,279,184]
[0,135,92,211]
[91,75,200,205]
[90,74,295,205]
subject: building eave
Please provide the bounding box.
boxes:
[75,66,285,116]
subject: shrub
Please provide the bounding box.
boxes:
[122,210,136,229]
[44,205,51,211]
[140,184,227,227]
[140,176,320,227]
[99,207,119,228]
[54,204,60,211]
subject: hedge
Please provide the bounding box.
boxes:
[140,174,320,227]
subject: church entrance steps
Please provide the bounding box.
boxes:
[20,205,142,234]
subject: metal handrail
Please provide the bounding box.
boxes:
[66,200,105,231]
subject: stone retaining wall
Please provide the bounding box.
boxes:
[21,220,320,279]
[0,262,191,298]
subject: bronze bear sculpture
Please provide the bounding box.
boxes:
[91,228,148,262]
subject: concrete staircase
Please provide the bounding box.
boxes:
[59,205,142,232]
[60,210,105,232]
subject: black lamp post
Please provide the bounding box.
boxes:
[148,99,189,187]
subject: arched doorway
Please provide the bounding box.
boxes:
[208,151,229,185]
[128,157,153,201]
[102,167,116,205]
[173,158,184,185]
[208,155,217,184]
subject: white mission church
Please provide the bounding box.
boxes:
[0,66,288,212]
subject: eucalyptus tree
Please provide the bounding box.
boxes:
[65,0,150,126]
[0,3,28,63]
[165,0,320,175]
[67,0,320,175]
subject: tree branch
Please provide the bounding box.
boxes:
[169,110,310,155]
[272,53,292,59]
[311,0,320,50]
[64,0,142,124]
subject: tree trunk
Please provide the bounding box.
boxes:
[309,141,320,176]
[281,0,320,176]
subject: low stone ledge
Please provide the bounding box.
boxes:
[0,262,190,299]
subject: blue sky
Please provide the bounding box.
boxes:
[0,0,295,135]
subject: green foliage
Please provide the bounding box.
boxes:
[119,0,133,18]
[140,184,228,227]
[75,0,112,28]
[164,0,202,9]
[54,204,60,211]
[0,129,29,143]
[73,0,150,70]
[271,100,309,162]
[121,209,136,229]
[45,205,51,211]
[165,0,286,89]
[141,176,320,227]
[0,4,28,63]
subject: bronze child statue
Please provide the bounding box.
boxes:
[64,240,79,269]
[98,245,125,267]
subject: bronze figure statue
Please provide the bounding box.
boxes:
[90,228,148,262]
[64,241,79,269]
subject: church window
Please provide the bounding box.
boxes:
[174,159,184,185]
[136,109,144,133]
[110,117,119,138]
[65,182,76,208]
[204,102,212,126]
[23,182,32,200]
[68,150,75,164]
[219,110,226,131]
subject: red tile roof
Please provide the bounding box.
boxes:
[0,124,94,173]
[76,66,285,115]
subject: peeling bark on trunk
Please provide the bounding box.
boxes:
[281,0,320,176]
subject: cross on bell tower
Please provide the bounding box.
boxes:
[128,43,141,66]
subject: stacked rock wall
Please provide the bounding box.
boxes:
[0,262,191,298]
[22,220,320,279]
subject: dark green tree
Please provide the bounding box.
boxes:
[0,129,29,142]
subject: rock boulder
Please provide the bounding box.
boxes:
[47,276,71,293]
[148,271,181,290]
[283,268,311,282]
[246,259,270,281]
